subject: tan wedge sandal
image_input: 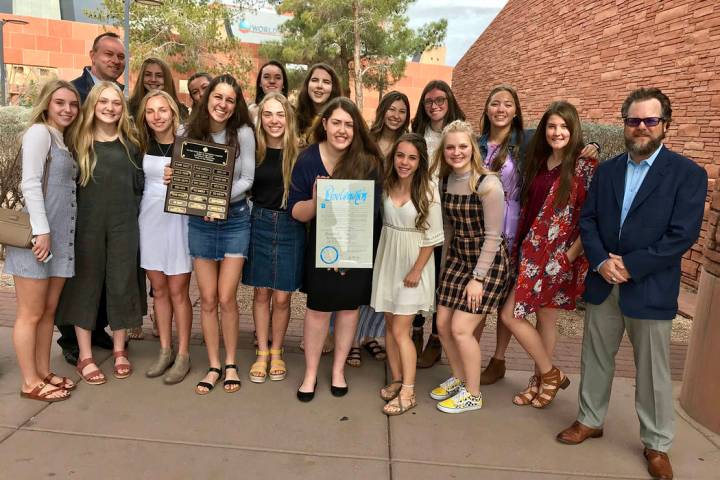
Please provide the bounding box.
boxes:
[268,348,287,381]
[249,350,269,383]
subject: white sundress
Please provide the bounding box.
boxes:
[370,186,444,315]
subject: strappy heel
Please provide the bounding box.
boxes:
[195,367,222,395]
[249,350,269,383]
[223,364,241,393]
[268,348,287,381]
[531,366,570,408]
[513,374,540,406]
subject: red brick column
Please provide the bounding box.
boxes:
[680,179,720,434]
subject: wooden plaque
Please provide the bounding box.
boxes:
[163,138,237,220]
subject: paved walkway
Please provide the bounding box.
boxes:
[0,283,717,478]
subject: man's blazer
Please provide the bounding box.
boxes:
[580,145,707,320]
[70,67,124,104]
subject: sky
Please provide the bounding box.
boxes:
[406,0,509,66]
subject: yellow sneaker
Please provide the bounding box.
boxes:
[430,376,462,401]
[437,387,483,414]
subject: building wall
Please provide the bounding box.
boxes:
[453,0,720,288]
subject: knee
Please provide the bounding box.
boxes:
[450,323,469,340]
[272,292,291,311]
[17,311,43,325]
[199,294,218,312]
[218,294,237,312]
[152,284,170,300]
[391,322,407,341]
[254,289,271,306]
[499,309,516,328]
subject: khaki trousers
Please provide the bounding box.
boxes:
[577,285,674,452]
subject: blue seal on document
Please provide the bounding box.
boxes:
[320,245,339,265]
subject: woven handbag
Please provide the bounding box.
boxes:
[0,147,51,248]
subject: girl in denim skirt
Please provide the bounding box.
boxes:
[243,92,304,383]
[168,74,255,395]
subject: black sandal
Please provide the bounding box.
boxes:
[195,367,222,395]
[363,340,387,361]
[223,364,241,393]
[346,347,362,367]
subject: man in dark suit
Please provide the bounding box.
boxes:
[556,88,707,480]
[58,32,127,364]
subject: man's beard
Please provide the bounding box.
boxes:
[625,131,664,157]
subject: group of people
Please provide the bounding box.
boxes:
[5,30,707,480]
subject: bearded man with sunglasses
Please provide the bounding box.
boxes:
[556,88,707,480]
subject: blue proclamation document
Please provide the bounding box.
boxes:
[315,179,374,269]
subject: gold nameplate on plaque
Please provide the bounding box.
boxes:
[164,137,237,220]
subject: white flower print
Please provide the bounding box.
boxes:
[545,258,561,276]
[548,224,560,242]
[532,279,542,294]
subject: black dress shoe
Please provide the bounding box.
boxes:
[62,348,79,366]
[330,384,348,397]
[297,382,317,402]
[91,331,114,350]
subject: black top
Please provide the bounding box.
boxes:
[147,139,174,158]
[251,148,285,210]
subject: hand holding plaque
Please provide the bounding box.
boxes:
[164,138,237,220]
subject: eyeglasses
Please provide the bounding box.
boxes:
[424,96,447,108]
[623,117,664,127]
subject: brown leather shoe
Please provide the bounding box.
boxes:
[644,448,673,479]
[480,357,506,385]
[417,334,442,368]
[556,421,603,445]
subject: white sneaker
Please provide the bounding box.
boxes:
[436,386,483,413]
[430,376,462,400]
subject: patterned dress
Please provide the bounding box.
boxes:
[437,176,510,314]
[513,156,598,318]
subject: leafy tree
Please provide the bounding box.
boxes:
[260,0,447,110]
[86,0,258,83]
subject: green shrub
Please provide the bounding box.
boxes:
[0,106,31,210]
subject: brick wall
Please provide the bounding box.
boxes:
[453,0,720,288]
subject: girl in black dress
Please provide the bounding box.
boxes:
[288,97,383,401]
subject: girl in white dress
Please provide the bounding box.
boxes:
[136,90,193,384]
[370,133,444,415]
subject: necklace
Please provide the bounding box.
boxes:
[155,139,173,157]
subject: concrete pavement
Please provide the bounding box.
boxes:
[1,325,718,479]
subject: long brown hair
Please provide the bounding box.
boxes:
[478,84,525,172]
[312,97,382,181]
[184,74,252,152]
[369,91,410,142]
[128,58,185,119]
[521,101,583,208]
[384,133,433,230]
[296,63,341,135]
[411,80,465,135]
[255,92,298,209]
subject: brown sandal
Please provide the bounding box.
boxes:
[76,358,107,385]
[383,389,417,416]
[380,380,403,401]
[43,373,76,391]
[113,350,133,379]
[532,366,570,408]
[513,374,540,406]
[20,382,70,403]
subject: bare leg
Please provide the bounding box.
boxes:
[269,290,291,357]
[331,309,360,387]
[452,311,485,396]
[35,277,66,380]
[500,290,553,374]
[384,313,402,382]
[436,305,464,380]
[217,257,244,389]
[535,307,559,363]
[253,288,272,353]
[194,259,221,392]
[168,273,192,355]
[300,308,332,392]
[391,314,416,386]
[13,277,48,389]
[146,271,172,350]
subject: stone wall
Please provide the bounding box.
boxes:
[453,0,720,288]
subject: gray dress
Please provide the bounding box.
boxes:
[56,140,144,331]
[3,128,77,279]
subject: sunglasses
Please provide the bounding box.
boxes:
[424,96,447,108]
[623,117,664,127]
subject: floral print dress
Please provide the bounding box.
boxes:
[513,156,598,318]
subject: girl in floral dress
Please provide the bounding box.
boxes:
[500,101,598,408]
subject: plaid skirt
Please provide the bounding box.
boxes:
[437,240,511,314]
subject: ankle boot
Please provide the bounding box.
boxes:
[412,327,424,358]
[417,334,442,368]
[146,348,174,378]
[164,353,191,384]
[480,357,506,385]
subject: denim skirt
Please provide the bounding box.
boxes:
[243,206,305,292]
[188,200,250,260]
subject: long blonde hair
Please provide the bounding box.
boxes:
[76,82,140,186]
[27,79,83,150]
[135,90,180,152]
[430,120,495,194]
[255,92,298,208]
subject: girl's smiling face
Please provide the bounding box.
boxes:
[394,140,419,180]
[443,131,473,174]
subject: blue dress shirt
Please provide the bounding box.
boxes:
[621,144,663,228]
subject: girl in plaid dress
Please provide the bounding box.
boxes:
[430,121,510,413]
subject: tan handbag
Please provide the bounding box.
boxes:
[0,148,52,249]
